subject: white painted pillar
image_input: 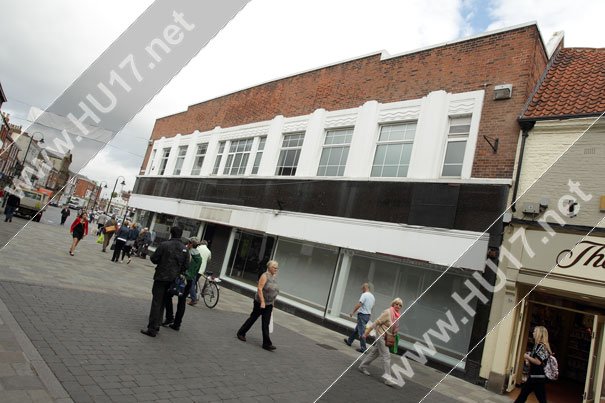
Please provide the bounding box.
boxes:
[181,131,200,176]
[258,115,285,176]
[296,108,326,176]
[346,101,379,177]
[328,250,353,318]
[201,127,222,176]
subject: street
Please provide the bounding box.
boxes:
[0,215,511,402]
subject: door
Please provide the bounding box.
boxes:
[507,297,530,392]
[584,315,605,403]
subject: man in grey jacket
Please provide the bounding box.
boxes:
[141,227,189,337]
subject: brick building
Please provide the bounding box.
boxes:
[131,23,550,383]
[483,45,605,401]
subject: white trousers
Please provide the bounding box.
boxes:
[359,336,391,378]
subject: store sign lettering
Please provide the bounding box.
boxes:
[556,241,605,269]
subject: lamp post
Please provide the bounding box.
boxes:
[91,180,108,212]
[105,176,125,214]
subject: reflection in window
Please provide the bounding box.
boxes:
[223,138,253,175]
[371,122,416,177]
[212,141,226,175]
[317,128,353,176]
[158,148,171,175]
[190,143,208,175]
[251,137,266,175]
[442,115,471,177]
[173,146,188,175]
[227,230,276,285]
[276,133,304,176]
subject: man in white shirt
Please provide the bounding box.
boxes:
[188,240,212,305]
[344,283,375,352]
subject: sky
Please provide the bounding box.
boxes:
[0,0,603,200]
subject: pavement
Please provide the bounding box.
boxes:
[0,213,514,402]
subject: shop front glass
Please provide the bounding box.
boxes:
[273,239,339,309]
[151,214,201,246]
[337,253,475,357]
[227,230,275,285]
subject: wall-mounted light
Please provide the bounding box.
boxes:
[494,84,513,100]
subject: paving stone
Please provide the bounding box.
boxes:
[0,374,44,390]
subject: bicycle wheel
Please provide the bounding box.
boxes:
[202,282,219,308]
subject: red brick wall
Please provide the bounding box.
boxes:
[73,178,96,199]
[142,25,548,179]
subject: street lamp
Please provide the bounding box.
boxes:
[105,176,126,214]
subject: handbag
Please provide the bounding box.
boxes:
[105,225,116,233]
[168,275,187,297]
[384,332,396,348]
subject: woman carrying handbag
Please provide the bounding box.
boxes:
[358,297,403,387]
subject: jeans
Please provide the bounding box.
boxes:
[347,313,370,350]
[237,300,273,347]
[189,273,201,301]
[102,231,114,251]
[146,280,171,334]
[4,205,15,222]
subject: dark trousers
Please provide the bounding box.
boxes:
[514,378,547,403]
[164,279,193,328]
[102,232,114,251]
[111,239,126,261]
[146,280,171,334]
[121,245,133,260]
[347,313,370,350]
[60,216,68,225]
[237,300,273,347]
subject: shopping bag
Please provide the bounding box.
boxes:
[96,233,104,244]
[269,312,274,333]
[389,334,400,354]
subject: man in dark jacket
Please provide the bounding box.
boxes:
[140,226,189,337]
[4,193,20,222]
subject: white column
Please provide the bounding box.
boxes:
[180,131,200,176]
[245,136,261,175]
[220,228,237,278]
[164,134,182,176]
[296,108,326,176]
[258,116,285,176]
[346,101,379,177]
[328,250,353,318]
[201,127,221,176]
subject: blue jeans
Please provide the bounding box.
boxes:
[347,313,370,350]
[189,273,201,301]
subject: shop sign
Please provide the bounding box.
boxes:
[521,231,605,283]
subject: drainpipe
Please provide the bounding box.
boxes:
[511,121,535,212]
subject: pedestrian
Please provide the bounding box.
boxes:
[122,222,140,264]
[60,205,71,225]
[236,260,280,351]
[111,220,130,263]
[135,227,152,258]
[140,227,189,337]
[102,215,117,252]
[188,240,212,306]
[514,326,552,403]
[163,237,201,331]
[344,283,375,352]
[358,297,403,387]
[96,212,108,235]
[3,193,20,222]
[68,212,89,256]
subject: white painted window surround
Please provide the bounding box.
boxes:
[145,89,485,181]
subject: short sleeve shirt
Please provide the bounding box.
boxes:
[358,292,375,315]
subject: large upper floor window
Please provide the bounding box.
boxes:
[317,128,353,176]
[371,122,416,177]
[276,132,304,176]
[223,138,253,175]
[158,147,171,175]
[441,115,471,177]
[251,137,266,175]
[148,149,156,173]
[173,146,188,175]
[190,143,208,175]
[212,141,226,175]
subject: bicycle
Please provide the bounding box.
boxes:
[194,271,221,308]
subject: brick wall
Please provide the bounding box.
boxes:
[142,25,548,179]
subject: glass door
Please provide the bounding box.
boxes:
[584,315,605,403]
[507,297,529,392]
[226,230,275,285]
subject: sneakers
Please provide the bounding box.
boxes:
[168,324,180,331]
[187,301,197,306]
[356,348,367,353]
[358,367,371,376]
[384,376,399,387]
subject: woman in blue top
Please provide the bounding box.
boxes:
[111,221,131,263]
[515,326,552,403]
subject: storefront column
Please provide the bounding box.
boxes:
[220,228,237,278]
[327,251,352,318]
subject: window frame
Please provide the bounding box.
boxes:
[223,138,254,176]
[275,132,305,176]
[317,127,353,177]
[251,136,266,175]
[370,121,417,178]
[172,145,188,175]
[211,141,226,175]
[158,147,171,175]
[441,115,472,178]
[190,143,208,175]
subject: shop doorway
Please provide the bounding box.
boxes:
[226,230,275,285]
[509,299,605,403]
